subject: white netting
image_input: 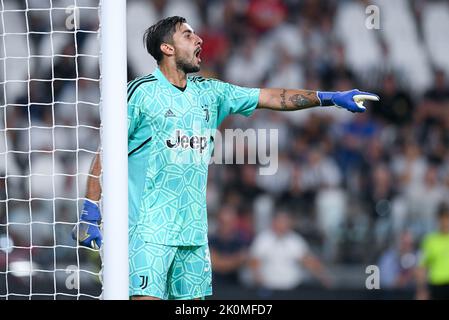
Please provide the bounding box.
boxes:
[0,0,102,299]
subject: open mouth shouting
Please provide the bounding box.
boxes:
[194,47,202,63]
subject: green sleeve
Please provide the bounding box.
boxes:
[212,80,260,126]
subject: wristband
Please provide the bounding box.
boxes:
[317,91,336,107]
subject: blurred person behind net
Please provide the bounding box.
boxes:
[209,205,250,286]
[249,210,331,290]
[416,204,449,300]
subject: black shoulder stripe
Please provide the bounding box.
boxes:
[127,75,156,92]
[127,74,154,88]
[190,75,207,83]
[127,74,155,95]
[128,136,152,156]
[127,78,157,102]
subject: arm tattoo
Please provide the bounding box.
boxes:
[258,88,320,110]
[280,89,287,109]
[289,92,315,109]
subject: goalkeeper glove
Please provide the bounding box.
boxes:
[72,199,102,249]
[318,89,379,113]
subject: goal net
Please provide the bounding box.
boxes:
[0,0,103,299]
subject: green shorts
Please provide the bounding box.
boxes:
[129,233,212,300]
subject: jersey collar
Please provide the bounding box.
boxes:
[153,67,188,94]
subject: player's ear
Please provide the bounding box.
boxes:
[160,43,174,57]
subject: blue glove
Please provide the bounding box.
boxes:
[72,199,102,249]
[318,89,379,113]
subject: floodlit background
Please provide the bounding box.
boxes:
[1,0,449,299]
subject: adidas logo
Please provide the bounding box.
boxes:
[165,109,176,117]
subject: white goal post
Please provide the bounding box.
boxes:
[100,0,128,300]
[0,0,128,300]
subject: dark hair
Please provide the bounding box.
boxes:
[143,16,186,63]
[437,203,449,219]
[273,208,292,219]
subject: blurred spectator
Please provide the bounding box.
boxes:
[233,165,263,204]
[417,69,449,137]
[423,69,449,102]
[365,164,396,220]
[316,183,346,262]
[300,147,342,201]
[405,165,448,236]
[378,230,418,289]
[374,73,414,125]
[209,206,249,286]
[321,43,355,90]
[336,111,379,178]
[416,204,449,300]
[246,0,287,34]
[391,141,428,192]
[249,210,331,290]
[266,47,304,89]
[225,32,271,87]
[256,152,292,197]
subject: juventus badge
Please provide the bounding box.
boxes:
[139,275,148,290]
[202,105,210,123]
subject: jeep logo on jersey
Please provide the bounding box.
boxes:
[166,130,208,153]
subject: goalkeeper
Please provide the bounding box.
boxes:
[73,16,379,300]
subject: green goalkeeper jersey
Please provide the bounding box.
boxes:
[127,68,260,246]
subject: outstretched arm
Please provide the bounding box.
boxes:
[258,88,379,112]
[258,89,320,111]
